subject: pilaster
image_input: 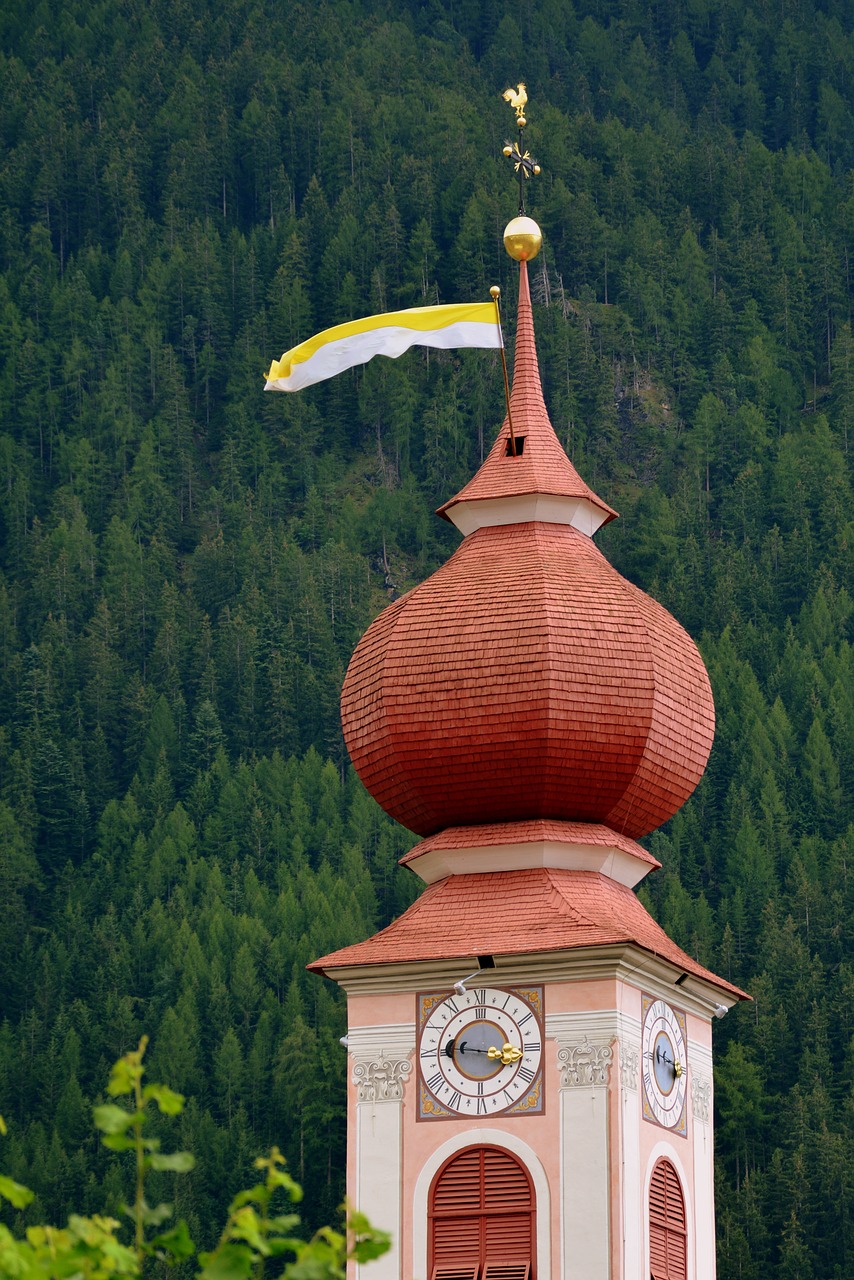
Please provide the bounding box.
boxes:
[690,1044,715,1280]
[348,1024,414,1280]
[549,1013,614,1280]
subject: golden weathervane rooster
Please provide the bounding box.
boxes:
[502,82,528,123]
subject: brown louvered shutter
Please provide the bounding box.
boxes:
[429,1146,536,1280]
[649,1158,687,1280]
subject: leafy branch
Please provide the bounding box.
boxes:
[0,1039,389,1280]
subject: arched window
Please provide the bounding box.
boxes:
[649,1158,687,1280]
[429,1145,535,1280]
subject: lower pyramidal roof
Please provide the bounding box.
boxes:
[308,866,748,1001]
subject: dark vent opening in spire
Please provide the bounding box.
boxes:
[505,437,526,457]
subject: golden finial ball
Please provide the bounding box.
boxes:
[502,145,513,157]
[533,164,541,175]
[517,116,527,127]
[503,216,542,261]
[490,285,501,299]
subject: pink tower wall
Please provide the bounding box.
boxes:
[344,974,716,1280]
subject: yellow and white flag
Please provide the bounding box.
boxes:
[265,301,501,392]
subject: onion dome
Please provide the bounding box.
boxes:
[340,263,715,841]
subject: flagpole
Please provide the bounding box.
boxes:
[490,286,517,457]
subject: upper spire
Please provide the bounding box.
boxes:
[437,261,618,536]
[440,88,616,537]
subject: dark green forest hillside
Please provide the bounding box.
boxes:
[1,0,853,1273]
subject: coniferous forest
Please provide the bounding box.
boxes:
[1,0,854,1273]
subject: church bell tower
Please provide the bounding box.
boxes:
[310,94,747,1280]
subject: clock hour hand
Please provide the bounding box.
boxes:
[654,1046,683,1077]
[446,1039,522,1066]
[489,1043,524,1065]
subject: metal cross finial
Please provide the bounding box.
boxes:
[501,83,541,215]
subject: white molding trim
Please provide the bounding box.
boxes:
[690,1041,713,1074]
[407,839,652,888]
[347,1022,415,1060]
[446,493,609,537]
[411,1130,551,1280]
[547,1007,641,1044]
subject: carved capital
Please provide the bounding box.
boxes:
[692,1073,711,1123]
[619,1040,639,1090]
[352,1056,412,1102]
[557,1036,612,1088]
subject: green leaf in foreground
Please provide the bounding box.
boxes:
[0,1174,35,1210]
[148,1151,195,1172]
[198,1241,256,1280]
[143,1084,185,1115]
[151,1220,195,1260]
[2,1039,389,1279]
[93,1103,140,1134]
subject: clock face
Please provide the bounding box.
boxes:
[641,996,688,1136]
[417,986,544,1120]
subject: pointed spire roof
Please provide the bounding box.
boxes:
[437,261,618,536]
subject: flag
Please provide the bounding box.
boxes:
[265,301,501,392]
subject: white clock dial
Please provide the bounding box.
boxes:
[641,996,688,1134]
[417,986,544,1119]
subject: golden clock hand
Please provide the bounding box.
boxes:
[487,1043,523,1066]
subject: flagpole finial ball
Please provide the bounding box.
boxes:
[517,115,526,127]
[490,285,501,299]
[503,216,542,261]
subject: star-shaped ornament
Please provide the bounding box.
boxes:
[502,141,540,180]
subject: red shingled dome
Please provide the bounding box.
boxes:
[340,262,714,841]
[341,519,714,839]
